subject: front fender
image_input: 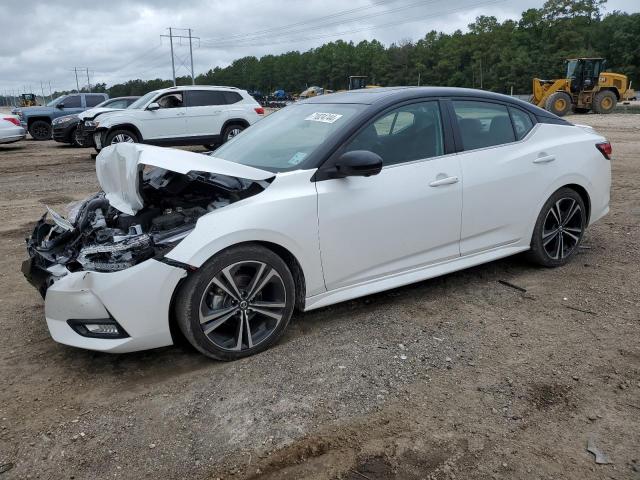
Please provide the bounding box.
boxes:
[166,170,326,297]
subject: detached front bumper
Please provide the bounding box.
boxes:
[23,258,187,353]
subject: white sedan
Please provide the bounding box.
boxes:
[23,87,611,360]
[0,115,26,144]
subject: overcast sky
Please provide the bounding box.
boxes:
[1,0,638,95]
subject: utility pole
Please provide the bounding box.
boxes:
[41,81,46,104]
[161,28,200,86]
[169,28,176,86]
[74,67,80,92]
[86,68,91,92]
[188,28,195,85]
[48,81,53,101]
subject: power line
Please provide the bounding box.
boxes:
[200,0,441,47]
[161,28,199,85]
[202,0,504,50]
[200,0,403,44]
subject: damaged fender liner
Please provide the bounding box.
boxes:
[23,143,273,295]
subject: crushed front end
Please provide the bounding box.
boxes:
[22,143,273,352]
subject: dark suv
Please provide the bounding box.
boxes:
[17,93,108,140]
[52,96,139,147]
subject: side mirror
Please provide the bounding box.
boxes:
[56,103,65,109]
[147,102,160,111]
[330,150,383,178]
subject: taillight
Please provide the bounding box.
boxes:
[254,107,265,115]
[596,142,612,159]
[3,117,20,127]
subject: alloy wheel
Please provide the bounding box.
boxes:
[111,133,134,144]
[542,197,584,260]
[198,261,286,351]
[227,127,242,140]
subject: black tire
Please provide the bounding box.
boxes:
[592,90,617,114]
[104,129,139,148]
[29,120,52,141]
[222,124,245,143]
[528,188,586,267]
[70,127,84,147]
[544,92,572,117]
[203,144,218,151]
[175,244,295,361]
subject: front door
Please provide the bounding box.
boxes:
[139,91,187,140]
[316,100,463,291]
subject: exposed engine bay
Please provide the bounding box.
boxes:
[24,167,269,293]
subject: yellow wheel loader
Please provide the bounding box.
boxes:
[20,93,38,107]
[531,58,635,116]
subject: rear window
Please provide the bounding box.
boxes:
[509,107,534,140]
[452,100,515,150]
[224,92,243,104]
[86,95,105,107]
[187,90,227,107]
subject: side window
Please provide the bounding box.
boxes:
[186,90,226,107]
[157,92,184,109]
[509,107,534,140]
[223,91,243,104]
[452,100,515,150]
[86,95,105,107]
[63,95,82,108]
[345,101,444,166]
[106,99,128,109]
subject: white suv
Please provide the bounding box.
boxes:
[92,86,264,151]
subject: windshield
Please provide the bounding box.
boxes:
[212,103,365,172]
[46,95,66,107]
[128,91,157,110]
[566,60,579,79]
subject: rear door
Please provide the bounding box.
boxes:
[316,100,463,291]
[184,90,228,138]
[449,99,542,255]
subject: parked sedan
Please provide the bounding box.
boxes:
[0,115,26,144]
[22,87,611,360]
[52,96,140,147]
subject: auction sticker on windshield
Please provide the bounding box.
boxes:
[305,112,343,123]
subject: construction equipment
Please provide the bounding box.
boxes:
[532,58,635,116]
[348,76,380,90]
[20,93,38,107]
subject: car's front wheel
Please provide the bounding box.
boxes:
[175,245,295,360]
[529,188,586,267]
[104,129,139,148]
[71,127,84,147]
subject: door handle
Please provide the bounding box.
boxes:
[533,154,556,164]
[429,176,459,187]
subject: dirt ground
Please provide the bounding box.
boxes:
[0,113,638,480]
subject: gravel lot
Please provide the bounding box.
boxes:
[0,113,638,480]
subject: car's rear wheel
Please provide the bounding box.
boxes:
[29,120,52,141]
[222,124,245,143]
[105,129,138,147]
[529,188,586,267]
[175,245,295,360]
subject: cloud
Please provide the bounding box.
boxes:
[0,0,637,93]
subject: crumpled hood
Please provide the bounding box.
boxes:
[78,107,121,121]
[95,143,274,215]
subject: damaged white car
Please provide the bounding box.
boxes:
[23,88,611,360]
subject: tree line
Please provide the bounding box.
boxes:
[35,0,640,100]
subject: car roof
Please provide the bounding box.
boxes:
[154,85,245,94]
[299,86,550,117]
